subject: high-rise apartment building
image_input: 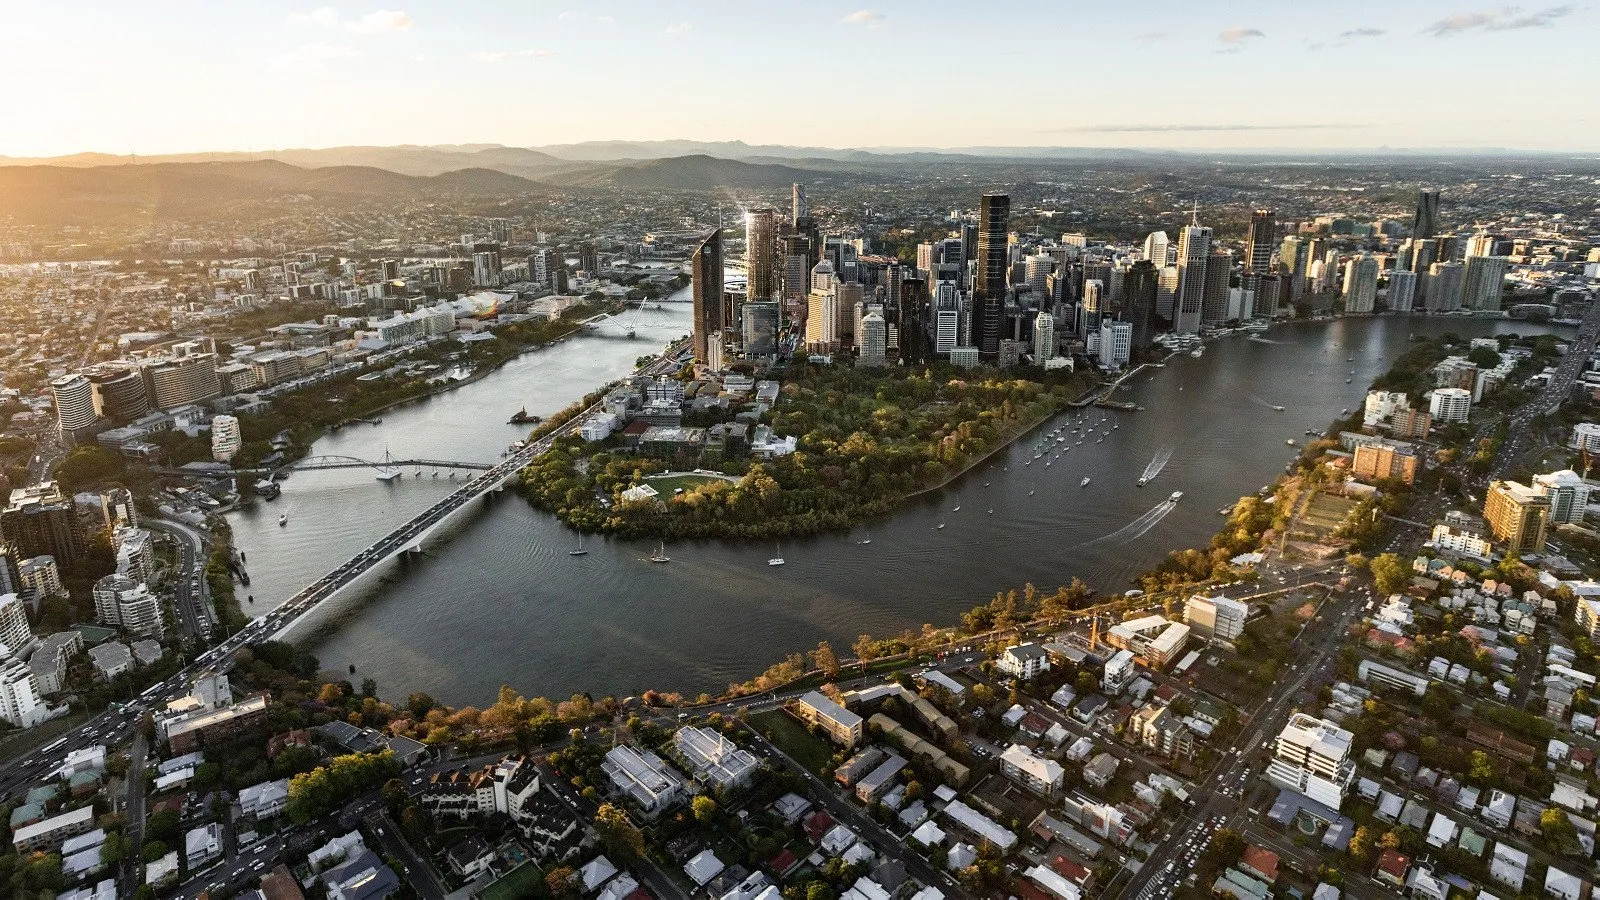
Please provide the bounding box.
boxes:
[1267,714,1355,809]
[859,309,887,367]
[2,483,84,571]
[1033,311,1055,364]
[211,415,242,463]
[50,375,98,443]
[1142,231,1170,268]
[92,573,165,637]
[1462,255,1509,311]
[1484,480,1549,555]
[0,592,38,660]
[1412,190,1441,238]
[1426,262,1464,312]
[805,261,839,354]
[1428,387,1472,423]
[691,230,724,370]
[973,193,1010,358]
[745,208,778,303]
[1174,220,1212,334]
[1532,470,1590,525]
[1342,254,1379,314]
[1388,270,1417,313]
[1245,209,1276,274]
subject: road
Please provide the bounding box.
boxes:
[0,342,692,808]
[147,518,213,640]
[120,733,149,897]
[368,810,446,900]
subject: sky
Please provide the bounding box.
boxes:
[1,1,1595,157]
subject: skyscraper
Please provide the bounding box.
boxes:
[791,184,808,225]
[1201,250,1233,326]
[973,193,1010,358]
[745,208,777,302]
[805,260,839,354]
[1388,269,1417,313]
[691,230,724,370]
[1142,231,1170,268]
[1123,260,1157,351]
[1426,262,1465,312]
[1245,209,1276,274]
[1462,255,1509,311]
[1341,254,1379,314]
[899,277,929,365]
[859,309,887,367]
[1077,279,1103,335]
[1412,191,1441,239]
[1175,218,1212,334]
[1033,311,1055,363]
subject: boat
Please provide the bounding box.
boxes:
[987,509,994,514]
[649,541,671,564]
[1028,490,1035,496]
[508,407,541,425]
[936,523,945,530]
[278,514,288,527]
[858,539,872,545]
[1170,491,1184,502]
[1272,405,1285,411]
[1345,378,1352,384]
[374,448,402,482]
[569,534,589,557]
[952,505,961,512]
[768,543,785,566]
[1286,439,1298,446]
[1080,477,1091,487]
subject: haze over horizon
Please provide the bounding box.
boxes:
[3,0,1595,159]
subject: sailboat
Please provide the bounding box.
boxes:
[768,543,785,566]
[374,448,402,482]
[569,533,589,557]
[649,541,670,564]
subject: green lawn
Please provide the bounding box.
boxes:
[644,473,727,494]
[750,709,835,776]
[480,861,546,900]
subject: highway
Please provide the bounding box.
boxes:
[147,518,213,640]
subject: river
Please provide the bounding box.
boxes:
[226,296,1568,705]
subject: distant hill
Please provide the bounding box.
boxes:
[547,154,829,191]
[0,159,546,225]
[0,145,570,177]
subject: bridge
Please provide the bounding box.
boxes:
[580,312,689,340]
[152,455,496,478]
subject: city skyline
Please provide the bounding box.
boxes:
[2,1,1596,158]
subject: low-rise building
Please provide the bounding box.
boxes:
[998,643,1051,680]
[12,806,94,853]
[673,726,760,791]
[239,778,290,819]
[601,745,686,817]
[185,822,223,870]
[999,744,1065,797]
[795,691,863,748]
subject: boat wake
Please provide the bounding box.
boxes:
[1140,448,1174,484]
[1248,336,1283,344]
[1248,394,1281,410]
[1083,499,1179,547]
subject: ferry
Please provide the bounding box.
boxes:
[1169,491,1184,503]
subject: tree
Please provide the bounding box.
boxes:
[1369,553,1410,596]
[1542,807,1583,856]
[141,840,169,863]
[1209,828,1245,863]
[1347,825,1375,863]
[594,803,645,860]
[810,641,840,679]
[1421,684,1459,723]
[546,865,577,896]
[1075,671,1098,696]
[692,795,718,823]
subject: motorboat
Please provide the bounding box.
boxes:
[1137,477,1147,486]
[1170,491,1183,502]
[1080,477,1091,487]
[278,515,288,527]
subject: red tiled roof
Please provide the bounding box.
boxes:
[1240,845,1279,882]
[1050,856,1091,885]
[768,849,798,873]
[803,810,834,842]
[1377,849,1410,879]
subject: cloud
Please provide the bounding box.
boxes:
[597,15,615,25]
[521,48,557,58]
[1423,4,1573,36]
[268,42,358,70]
[346,9,413,33]
[290,7,414,34]
[841,9,883,25]
[1046,123,1373,134]
[1339,27,1385,38]
[468,50,508,63]
[289,7,340,26]
[664,21,691,35]
[557,9,583,20]
[1132,30,1170,42]
[1218,26,1266,43]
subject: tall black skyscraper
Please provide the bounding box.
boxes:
[1245,209,1276,274]
[973,193,1009,358]
[899,277,929,365]
[1413,191,1441,239]
[1123,260,1157,351]
[691,230,724,369]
